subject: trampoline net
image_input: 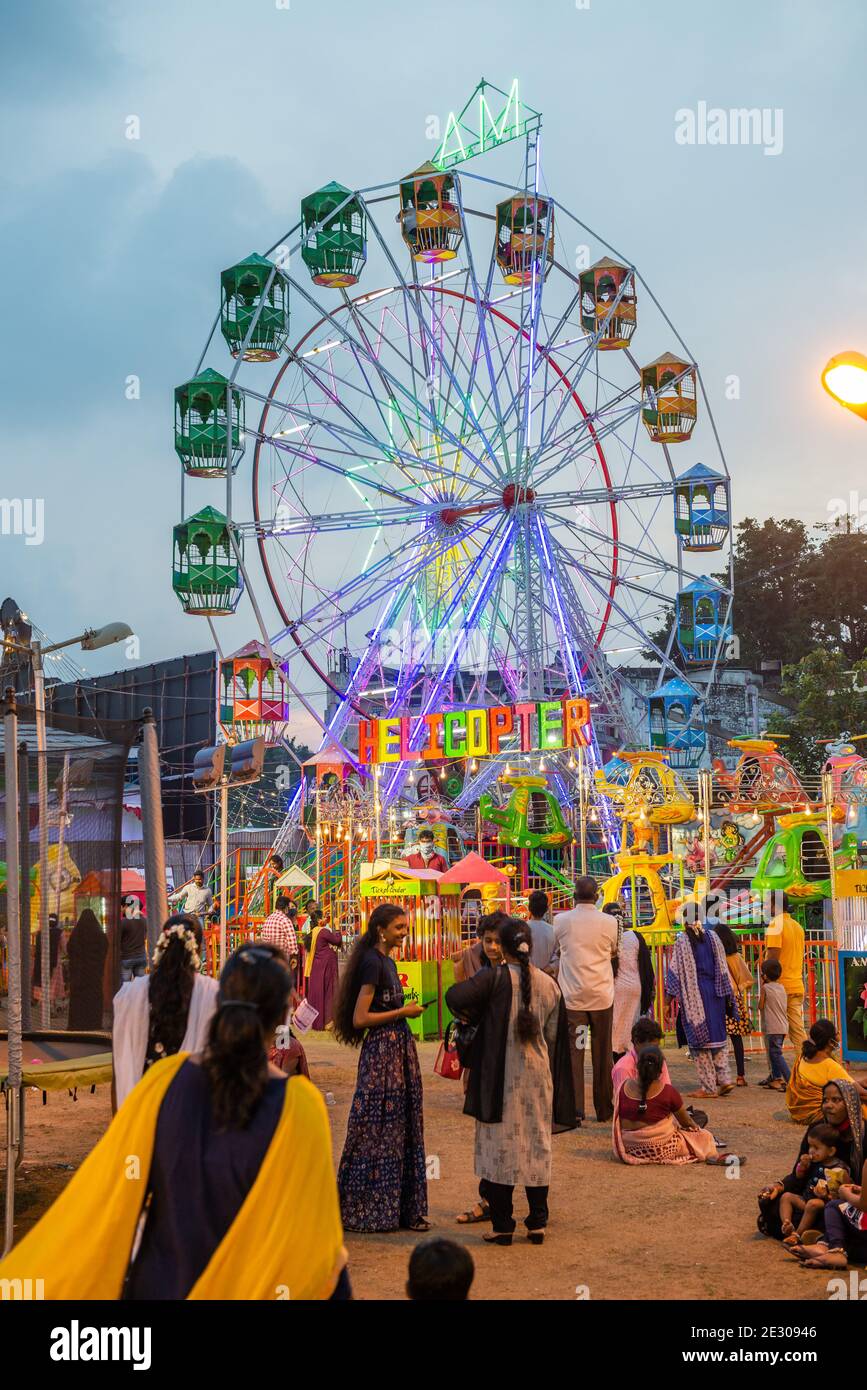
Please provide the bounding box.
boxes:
[0,700,138,1042]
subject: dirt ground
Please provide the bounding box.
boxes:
[4,1032,865,1301]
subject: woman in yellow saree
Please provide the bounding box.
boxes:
[0,943,347,1300]
[786,1019,867,1127]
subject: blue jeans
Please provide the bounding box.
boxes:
[765,1032,790,1081]
[121,956,148,982]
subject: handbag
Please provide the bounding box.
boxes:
[433,1033,463,1081]
[730,952,754,992]
[450,1018,480,1069]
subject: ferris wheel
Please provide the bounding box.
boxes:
[173,80,733,831]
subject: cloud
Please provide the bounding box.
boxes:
[0,0,125,104]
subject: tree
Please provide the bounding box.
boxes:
[764,648,867,779]
[804,530,867,663]
[729,517,815,670]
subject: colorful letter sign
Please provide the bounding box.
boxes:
[354,695,591,766]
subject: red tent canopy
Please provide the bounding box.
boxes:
[438,852,510,886]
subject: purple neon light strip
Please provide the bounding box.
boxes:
[382,516,517,805]
[533,514,620,852]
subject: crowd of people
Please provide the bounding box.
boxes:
[2,871,866,1299]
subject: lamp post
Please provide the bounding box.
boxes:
[821,351,867,422]
[7,620,133,1025]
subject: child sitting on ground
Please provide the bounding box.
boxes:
[776,1122,849,1245]
[407,1239,475,1300]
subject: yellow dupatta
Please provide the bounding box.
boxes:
[304,924,324,980]
[0,1053,345,1301]
[785,1055,827,1126]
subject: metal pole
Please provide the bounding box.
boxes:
[699,767,713,893]
[578,745,587,875]
[3,690,22,1256]
[139,709,168,955]
[32,641,51,1027]
[219,778,229,970]
[822,770,840,944]
[341,806,348,922]
[17,741,31,1032]
[374,767,382,860]
[53,754,70,923]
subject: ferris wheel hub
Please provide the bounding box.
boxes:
[502,483,536,509]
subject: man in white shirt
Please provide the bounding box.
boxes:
[175,870,214,926]
[552,876,618,1123]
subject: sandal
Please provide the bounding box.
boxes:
[483,1232,513,1246]
[718,1084,735,1096]
[407,1218,432,1232]
[736,1076,748,1087]
[687,1090,718,1099]
[456,1203,491,1225]
[706,1153,747,1167]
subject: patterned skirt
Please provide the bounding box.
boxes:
[337,1021,428,1233]
[726,989,751,1037]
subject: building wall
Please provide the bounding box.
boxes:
[46,651,217,840]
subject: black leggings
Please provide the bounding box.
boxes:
[482,1180,549,1235]
[730,1034,745,1078]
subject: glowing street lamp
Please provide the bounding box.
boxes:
[821,350,867,421]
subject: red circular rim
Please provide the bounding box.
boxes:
[252,284,620,719]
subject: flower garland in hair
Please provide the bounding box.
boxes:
[152,923,201,971]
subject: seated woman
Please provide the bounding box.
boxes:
[785,1153,867,1270]
[113,915,218,1109]
[757,1078,866,1239]
[785,1019,867,1126]
[613,1045,743,1167]
[0,943,347,1300]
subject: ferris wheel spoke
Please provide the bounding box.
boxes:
[338,292,446,495]
[256,429,437,511]
[248,500,440,537]
[547,529,701,692]
[452,181,513,475]
[528,395,650,493]
[278,511,499,647]
[363,201,506,480]
[381,513,518,805]
[281,262,503,491]
[341,287,497,494]
[537,478,678,512]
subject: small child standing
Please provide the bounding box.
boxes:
[778,1122,850,1246]
[759,957,790,1090]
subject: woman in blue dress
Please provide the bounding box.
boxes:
[666,907,739,1099]
[333,904,430,1233]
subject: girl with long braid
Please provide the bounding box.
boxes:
[446,917,576,1246]
[112,914,218,1108]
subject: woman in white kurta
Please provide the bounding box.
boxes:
[612,927,643,1055]
[112,916,218,1108]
